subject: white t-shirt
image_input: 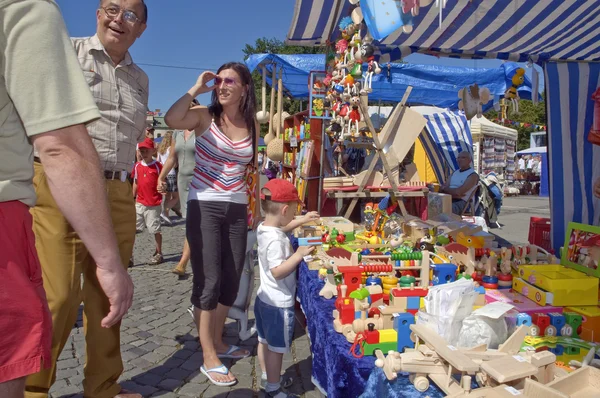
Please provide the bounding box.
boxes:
[518,158,525,170]
[257,223,296,308]
[157,148,176,176]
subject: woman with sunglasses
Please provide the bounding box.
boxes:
[165,62,259,387]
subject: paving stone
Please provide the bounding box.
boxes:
[130,339,147,347]
[140,341,160,352]
[133,372,163,387]
[157,378,183,391]
[56,358,79,370]
[136,330,154,339]
[177,382,209,397]
[201,385,232,397]
[181,358,203,371]
[173,349,194,359]
[164,367,193,381]
[140,352,165,364]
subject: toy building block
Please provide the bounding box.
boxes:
[364,341,397,356]
[480,355,538,385]
[516,313,532,327]
[352,313,384,333]
[365,323,380,344]
[563,312,583,338]
[542,366,600,396]
[522,379,569,398]
[379,329,397,344]
[431,263,458,285]
[548,312,566,336]
[393,312,415,353]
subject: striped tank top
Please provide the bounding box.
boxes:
[188,121,253,204]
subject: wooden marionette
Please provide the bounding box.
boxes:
[359,43,381,94]
[348,96,361,137]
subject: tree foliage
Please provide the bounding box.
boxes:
[484,95,547,151]
[242,37,327,136]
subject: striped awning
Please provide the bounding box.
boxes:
[286,0,600,63]
[413,108,473,182]
[545,62,600,252]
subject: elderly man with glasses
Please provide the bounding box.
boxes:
[26,2,149,398]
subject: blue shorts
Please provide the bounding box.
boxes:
[254,296,295,353]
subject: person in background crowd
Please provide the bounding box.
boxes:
[258,148,265,169]
[158,99,199,276]
[26,1,148,397]
[132,138,164,264]
[526,155,534,172]
[164,62,259,387]
[518,155,525,171]
[441,151,479,215]
[156,130,180,224]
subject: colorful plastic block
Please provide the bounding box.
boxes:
[548,312,566,336]
[565,306,600,341]
[378,329,397,344]
[407,296,420,310]
[565,346,580,355]
[517,313,532,327]
[563,312,583,338]
[554,344,564,356]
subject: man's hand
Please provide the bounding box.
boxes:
[595,177,600,199]
[96,265,134,328]
[302,211,320,224]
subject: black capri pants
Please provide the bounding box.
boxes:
[187,200,248,310]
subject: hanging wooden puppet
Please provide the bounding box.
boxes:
[458,83,491,120]
[504,68,525,115]
[359,43,381,94]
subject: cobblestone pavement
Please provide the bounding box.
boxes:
[49,217,321,398]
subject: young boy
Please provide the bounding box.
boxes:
[132,138,164,265]
[255,179,319,398]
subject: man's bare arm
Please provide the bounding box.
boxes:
[32,124,133,328]
[444,174,479,198]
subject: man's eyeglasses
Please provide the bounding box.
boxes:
[102,6,141,24]
[215,77,237,87]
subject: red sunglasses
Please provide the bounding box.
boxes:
[215,76,237,86]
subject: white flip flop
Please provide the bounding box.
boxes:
[217,344,250,359]
[200,364,237,387]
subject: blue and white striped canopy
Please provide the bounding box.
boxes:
[287,0,600,63]
[415,109,473,182]
[545,62,600,252]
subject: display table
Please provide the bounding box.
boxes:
[297,261,444,397]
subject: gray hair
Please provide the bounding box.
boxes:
[99,0,148,23]
[458,151,472,160]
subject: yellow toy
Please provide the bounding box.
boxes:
[455,232,485,249]
[504,68,525,115]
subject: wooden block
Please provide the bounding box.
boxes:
[545,366,600,396]
[529,351,556,367]
[428,192,453,219]
[480,356,538,383]
[523,378,569,398]
[410,324,479,373]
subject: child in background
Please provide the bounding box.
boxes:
[255,179,319,398]
[132,138,164,265]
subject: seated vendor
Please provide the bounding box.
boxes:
[440,151,479,215]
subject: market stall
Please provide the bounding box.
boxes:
[469,116,518,183]
[516,146,549,198]
[279,1,600,397]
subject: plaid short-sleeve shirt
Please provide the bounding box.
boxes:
[72,35,149,172]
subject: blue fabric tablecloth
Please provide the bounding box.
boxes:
[297,261,444,397]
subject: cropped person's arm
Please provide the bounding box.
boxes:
[4,0,132,328]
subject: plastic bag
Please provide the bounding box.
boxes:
[457,302,514,349]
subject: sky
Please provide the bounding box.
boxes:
[56,0,543,113]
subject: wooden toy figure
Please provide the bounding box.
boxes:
[348,96,361,137]
[359,43,381,94]
[504,67,525,115]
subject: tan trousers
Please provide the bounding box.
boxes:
[25,162,136,398]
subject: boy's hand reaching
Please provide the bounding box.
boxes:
[296,245,315,258]
[301,211,320,224]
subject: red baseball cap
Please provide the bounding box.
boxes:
[261,179,303,204]
[138,138,155,150]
